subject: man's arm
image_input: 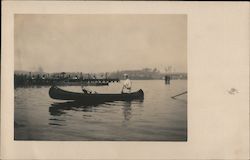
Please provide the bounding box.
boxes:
[121,85,124,93]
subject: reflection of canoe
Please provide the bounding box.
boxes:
[49,101,104,116]
[49,86,144,102]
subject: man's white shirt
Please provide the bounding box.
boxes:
[123,79,132,92]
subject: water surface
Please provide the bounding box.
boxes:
[14,80,187,141]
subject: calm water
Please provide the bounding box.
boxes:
[14,80,187,141]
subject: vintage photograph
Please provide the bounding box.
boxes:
[14,14,187,141]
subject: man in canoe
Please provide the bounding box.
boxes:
[81,84,97,94]
[81,86,98,94]
[121,74,132,93]
[81,86,91,94]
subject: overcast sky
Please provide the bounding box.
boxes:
[15,14,187,73]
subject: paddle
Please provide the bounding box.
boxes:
[171,91,187,99]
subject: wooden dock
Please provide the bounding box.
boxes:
[81,78,120,83]
[14,76,120,87]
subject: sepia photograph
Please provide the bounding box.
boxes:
[14,14,187,141]
[2,1,249,160]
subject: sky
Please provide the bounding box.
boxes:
[15,14,187,73]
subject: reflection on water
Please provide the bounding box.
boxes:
[122,101,132,121]
[49,100,142,122]
[49,101,100,116]
[15,80,187,141]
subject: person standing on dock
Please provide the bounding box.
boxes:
[121,74,132,93]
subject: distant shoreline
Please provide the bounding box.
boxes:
[14,69,187,88]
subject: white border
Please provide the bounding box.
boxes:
[2,1,249,159]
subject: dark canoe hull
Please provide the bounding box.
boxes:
[49,86,144,102]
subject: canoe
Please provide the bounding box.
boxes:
[49,86,144,102]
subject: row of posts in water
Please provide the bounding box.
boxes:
[165,75,171,84]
